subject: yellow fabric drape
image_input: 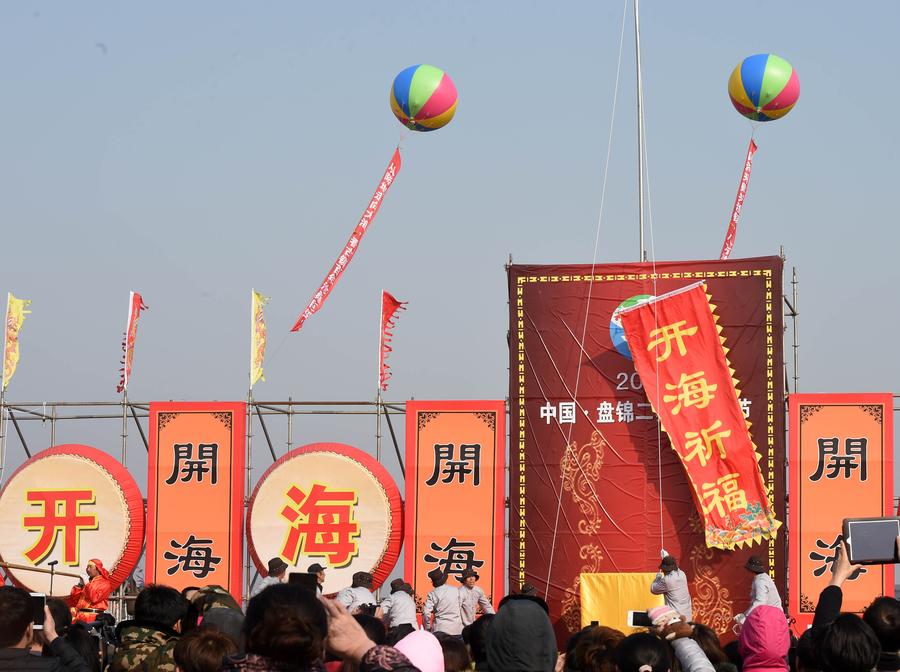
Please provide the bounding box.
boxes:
[579,572,664,633]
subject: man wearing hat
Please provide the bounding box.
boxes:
[742,555,783,616]
[336,571,376,614]
[251,557,288,597]
[379,578,418,640]
[423,568,464,636]
[650,555,693,621]
[307,563,326,595]
[458,569,494,627]
[518,583,538,597]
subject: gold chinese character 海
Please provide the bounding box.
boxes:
[663,371,717,415]
[683,420,731,467]
[647,321,699,362]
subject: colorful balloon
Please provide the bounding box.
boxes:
[728,54,799,122]
[390,64,457,132]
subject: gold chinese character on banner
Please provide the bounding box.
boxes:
[663,371,718,415]
[647,320,698,362]
[700,473,747,516]
[684,420,731,467]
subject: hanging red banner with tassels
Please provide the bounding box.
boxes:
[619,282,780,549]
[379,290,406,391]
[116,291,148,393]
[291,149,402,332]
[719,139,757,260]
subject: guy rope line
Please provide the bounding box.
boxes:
[543,0,631,598]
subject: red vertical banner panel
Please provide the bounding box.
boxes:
[788,394,894,632]
[147,402,246,603]
[405,401,506,610]
[509,257,785,641]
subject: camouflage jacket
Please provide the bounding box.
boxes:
[195,585,242,614]
[109,621,179,672]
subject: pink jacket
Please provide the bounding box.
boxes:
[738,605,789,671]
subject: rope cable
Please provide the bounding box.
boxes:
[543,0,630,596]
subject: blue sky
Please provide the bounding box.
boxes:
[1,2,897,493]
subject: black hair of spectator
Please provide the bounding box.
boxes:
[180,586,202,633]
[615,632,671,672]
[571,624,625,672]
[385,624,416,647]
[174,626,239,672]
[0,586,32,648]
[814,613,881,672]
[60,623,102,672]
[354,614,386,646]
[46,597,72,635]
[722,640,743,672]
[691,623,728,666]
[562,628,588,671]
[864,596,900,651]
[434,632,472,672]
[243,584,327,666]
[496,592,550,614]
[462,613,494,665]
[134,584,189,628]
[795,629,820,672]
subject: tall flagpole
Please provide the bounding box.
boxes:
[0,294,10,484]
[376,292,384,465]
[635,0,646,262]
[0,388,6,485]
[245,290,254,606]
[121,391,128,465]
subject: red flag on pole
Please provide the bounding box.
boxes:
[291,149,402,332]
[379,291,406,391]
[619,282,780,549]
[117,291,148,393]
[719,139,758,260]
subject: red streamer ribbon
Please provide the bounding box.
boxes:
[116,291,148,393]
[291,149,402,332]
[379,290,406,391]
[719,139,758,260]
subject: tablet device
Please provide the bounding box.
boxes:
[843,517,900,564]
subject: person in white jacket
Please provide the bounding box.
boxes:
[741,555,783,618]
[458,569,495,626]
[379,578,418,638]
[650,555,693,621]
[423,568,463,636]
[336,571,376,614]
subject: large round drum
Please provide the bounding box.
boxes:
[0,444,144,595]
[247,443,402,594]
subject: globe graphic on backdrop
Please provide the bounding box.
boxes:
[609,294,654,359]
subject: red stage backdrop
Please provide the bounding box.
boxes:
[508,257,785,639]
[147,402,246,603]
[405,401,505,610]
[788,393,894,632]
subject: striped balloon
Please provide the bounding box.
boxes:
[728,54,799,122]
[390,64,458,132]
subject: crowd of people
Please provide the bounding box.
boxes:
[1,541,898,672]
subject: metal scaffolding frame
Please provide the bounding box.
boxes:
[0,399,409,616]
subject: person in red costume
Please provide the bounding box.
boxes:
[68,558,114,623]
